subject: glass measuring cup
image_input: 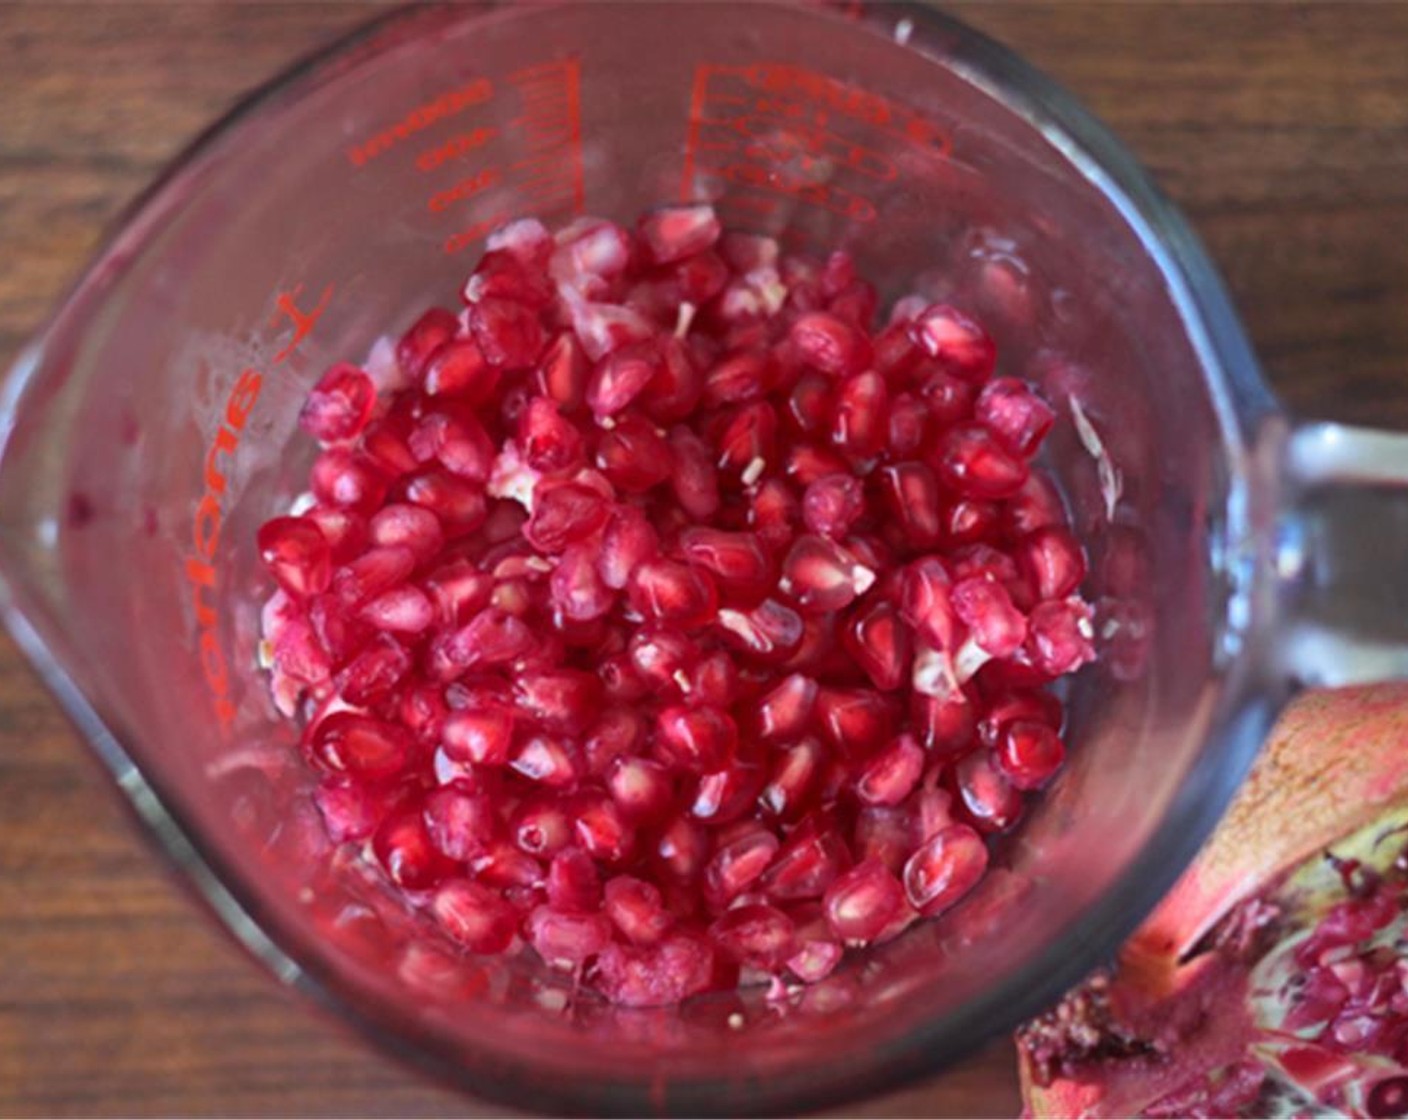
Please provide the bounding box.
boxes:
[1,1,1403,1113]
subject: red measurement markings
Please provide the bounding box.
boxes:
[417,126,497,173]
[506,58,585,212]
[346,78,493,168]
[681,61,953,222]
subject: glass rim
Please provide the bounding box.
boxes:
[0,2,1278,1113]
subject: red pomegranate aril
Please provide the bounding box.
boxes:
[815,687,897,758]
[691,762,765,825]
[638,203,721,264]
[587,340,660,416]
[300,363,376,443]
[608,756,675,824]
[715,599,805,664]
[333,545,415,609]
[901,556,959,651]
[549,543,615,622]
[441,705,514,765]
[789,311,871,378]
[689,650,740,707]
[511,734,583,788]
[1018,526,1087,602]
[593,934,716,1008]
[314,777,394,843]
[709,904,797,971]
[400,467,487,533]
[762,819,848,899]
[1027,598,1097,677]
[524,479,610,554]
[397,307,459,382]
[535,332,589,412]
[475,840,544,890]
[374,805,455,891]
[628,558,718,627]
[997,720,1066,790]
[679,528,774,605]
[542,847,601,911]
[665,425,721,520]
[903,824,989,916]
[311,449,388,513]
[432,880,518,954]
[308,712,412,780]
[856,733,926,806]
[704,350,773,406]
[934,424,1030,500]
[368,504,443,564]
[952,576,1028,658]
[824,859,908,944]
[802,473,865,540]
[410,410,496,482]
[831,371,888,458]
[463,248,553,308]
[715,401,779,479]
[787,373,836,435]
[788,937,843,984]
[597,506,660,591]
[914,691,977,755]
[705,828,780,903]
[469,297,546,371]
[780,534,876,614]
[655,706,737,773]
[528,905,611,968]
[258,516,332,598]
[976,377,1055,457]
[843,599,912,692]
[574,795,635,863]
[422,337,499,402]
[943,498,1003,548]
[594,414,673,492]
[656,815,711,882]
[358,584,434,633]
[887,392,931,458]
[423,785,498,861]
[519,396,585,472]
[879,462,944,548]
[429,608,534,678]
[628,625,697,692]
[909,304,995,382]
[641,336,704,422]
[514,668,600,734]
[749,478,801,549]
[605,876,674,945]
[756,673,820,741]
[785,442,851,488]
[954,750,1024,833]
[1004,470,1068,538]
[854,804,917,875]
[304,506,368,563]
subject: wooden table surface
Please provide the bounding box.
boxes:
[2,3,1406,1116]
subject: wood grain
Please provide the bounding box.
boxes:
[1,3,1405,1116]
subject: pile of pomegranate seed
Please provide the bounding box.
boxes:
[257,205,1096,1006]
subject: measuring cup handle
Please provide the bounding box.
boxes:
[1273,420,1408,686]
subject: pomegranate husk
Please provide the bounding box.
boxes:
[1019,683,1408,1119]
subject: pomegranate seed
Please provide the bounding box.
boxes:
[709,904,796,970]
[909,304,995,382]
[914,692,977,755]
[975,377,1055,457]
[1018,526,1087,601]
[762,817,847,898]
[400,467,488,533]
[522,479,608,553]
[311,449,388,513]
[368,504,443,564]
[420,561,491,628]
[715,401,778,479]
[432,880,518,954]
[705,828,780,902]
[679,528,774,605]
[594,414,673,492]
[801,473,865,540]
[548,543,614,622]
[789,312,871,377]
[943,498,1002,548]
[535,332,589,411]
[638,203,721,264]
[397,308,459,381]
[333,546,415,609]
[879,462,943,548]
[511,735,583,788]
[691,761,765,825]
[954,750,1023,833]
[655,706,737,773]
[786,373,835,434]
[566,296,656,362]
[587,340,661,416]
[856,733,925,805]
[314,777,396,843]
[628,558,718,627]
[815,687,897,757]
[423,785,498,861]
[594,934,716,1007]
[887,392,930,457]
[514,668,600,733]
[300,363,375,443]
[756,673,819,741]
[422,337,500,402]
[258,516,332,598]
[441,705,514,765]
[519,397,585,472]
[358,584,434,633]
[997,720,1066,790]
[933,424,1029,500]
[605,876,674,945]
[628,625,697,692]
[303,506,368,563]
[463,249,553,308]
[831,371,888,457]
[374,805,455,890]
[749,477,801,549]
[715,599,805,663]
[903,824,988,917]
[918,366,978,428]
[429,608,534,678]
[823,859,907,944]
[410,409,496,482]
[487,216,553,265]
[952,576,1028,658]
[1005,471,1068,537]
[689,650,739,707]
[788,937,843,984]
[574,795,635,863]
[785,443,850,488]
[527,905,611,967]
[667,426,721,520]
[308,712,411,780]
[468,297,546,370]
[779,535,875,614]
[759,738,825,821]
[641,337,704,422]
[844,599,912,691]
[608,757,675,823]
[656,815,711,882]
[854,804,917,875]
[545,848,601,910]
[1027,598,1097,676]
